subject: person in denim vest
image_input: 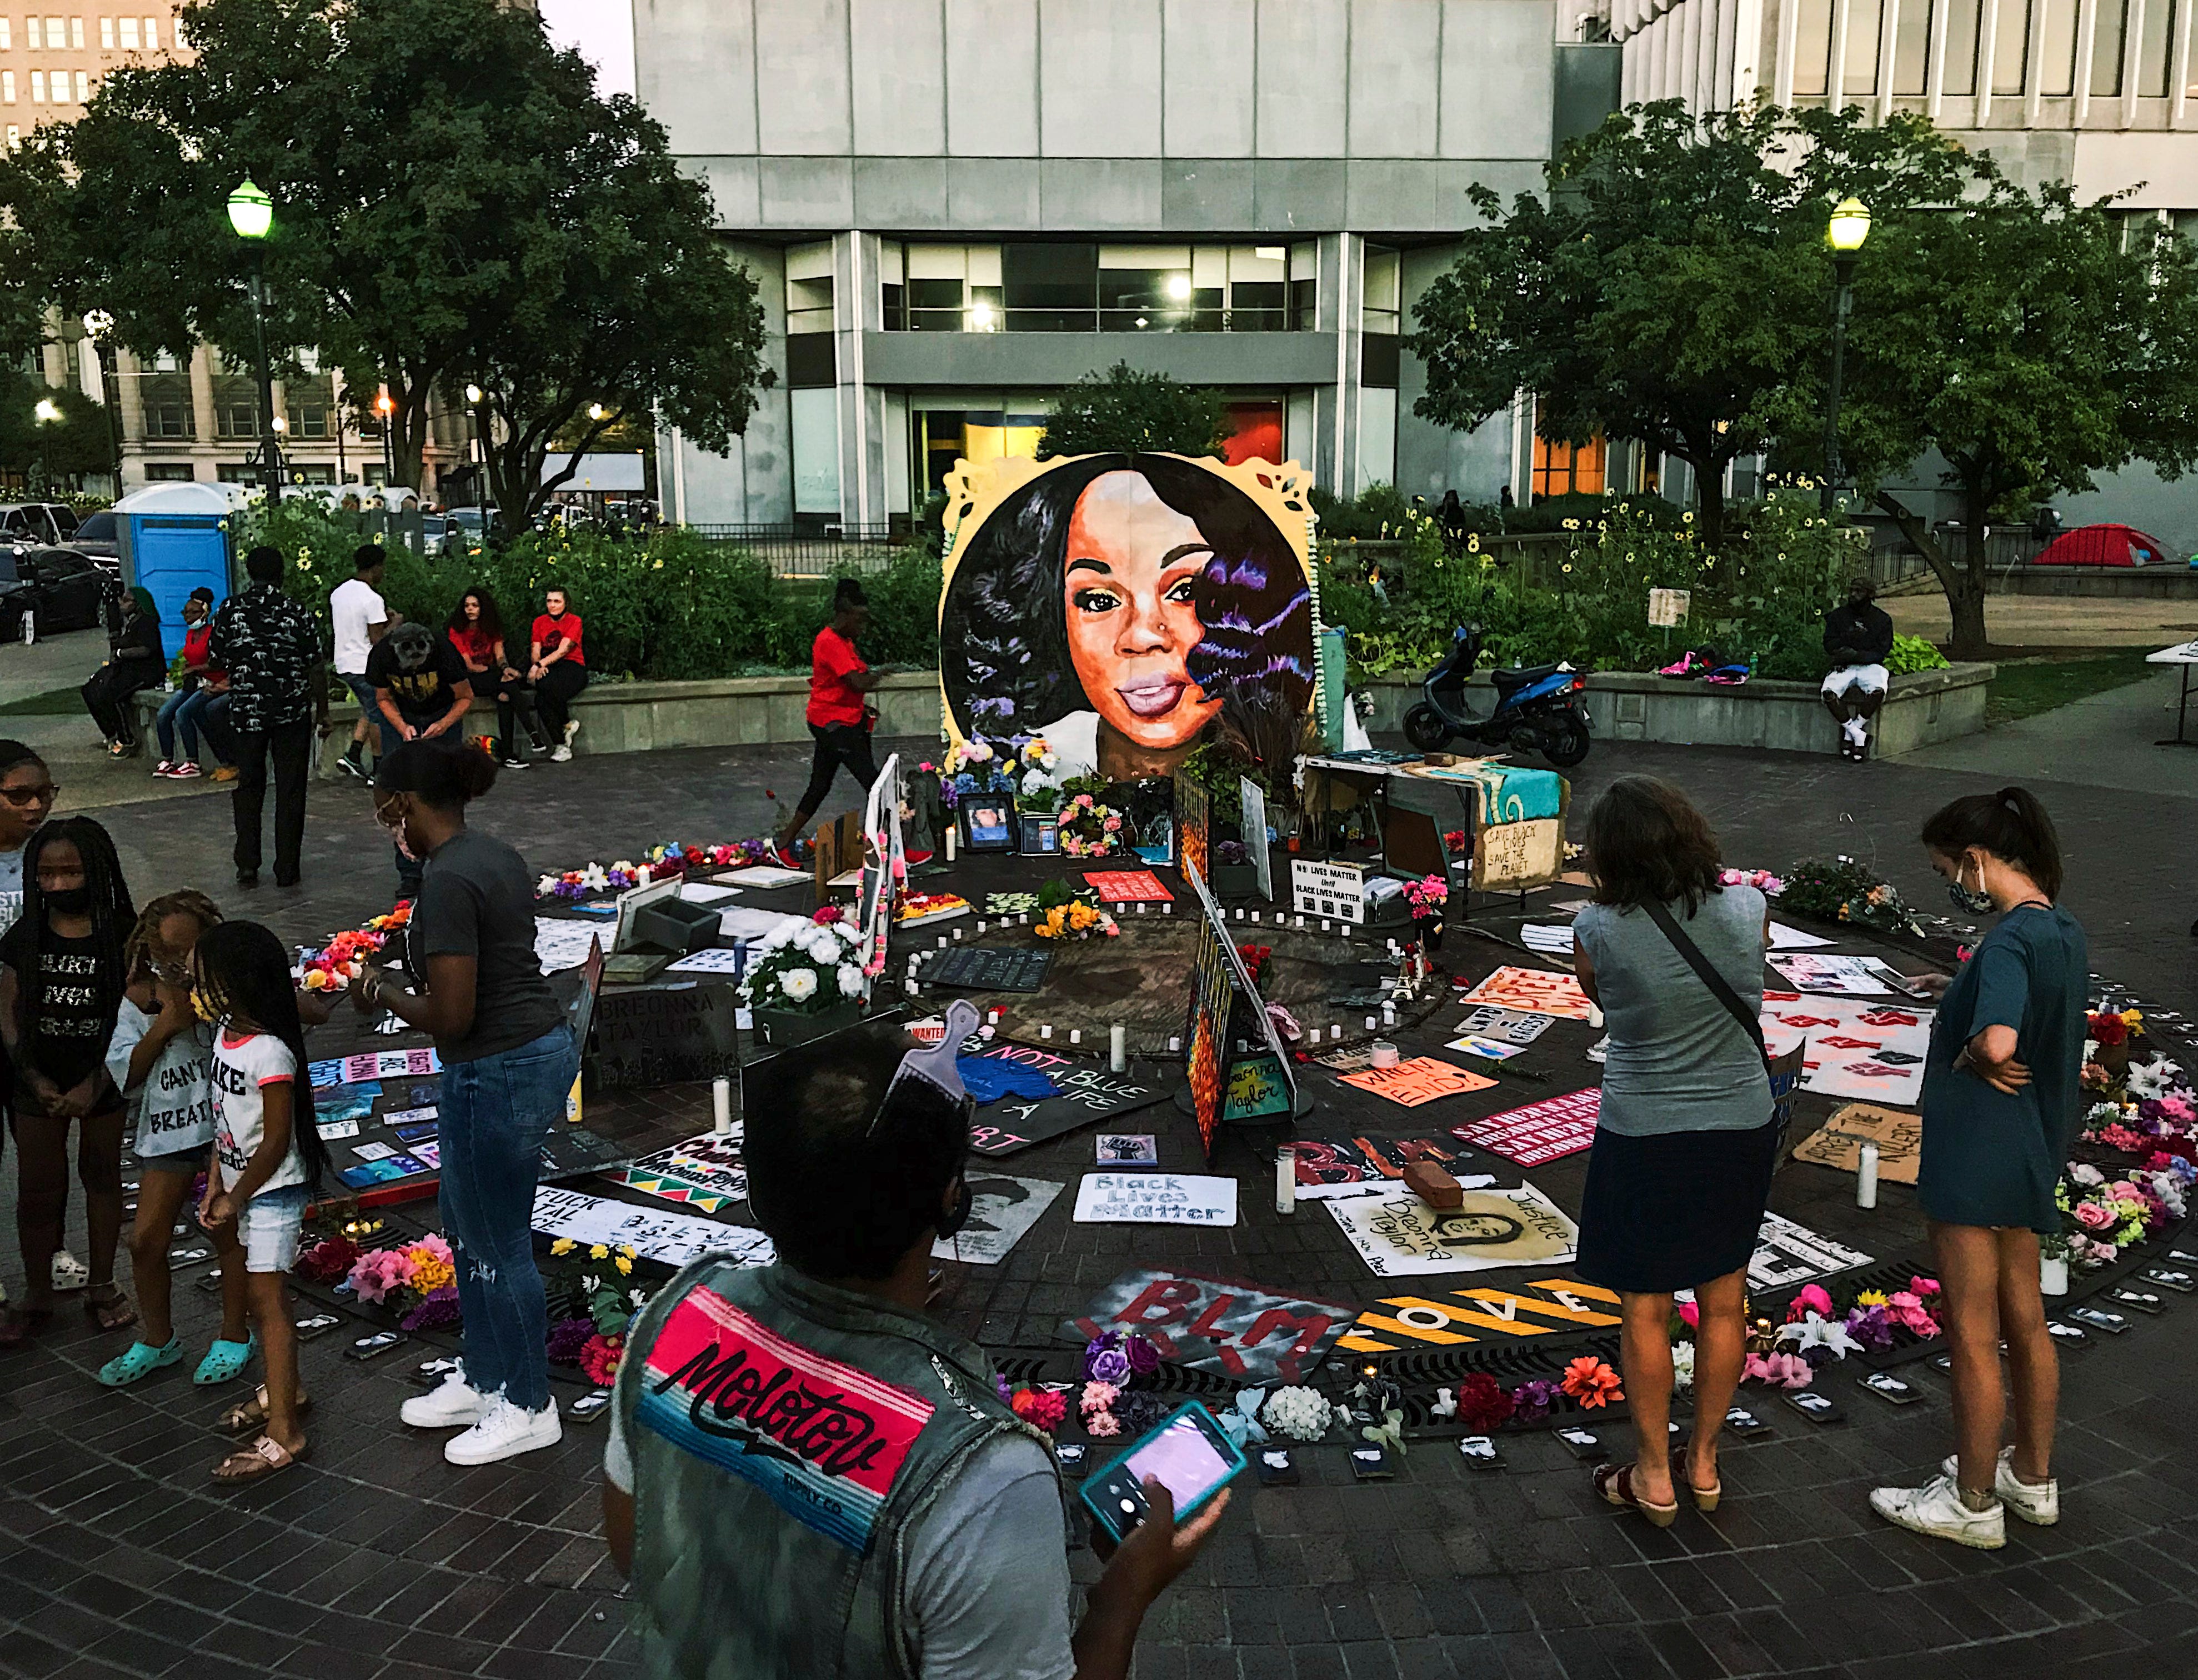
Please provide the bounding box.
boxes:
[602,1006,1227,1679]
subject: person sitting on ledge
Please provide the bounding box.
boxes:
[1820,576,1897,762]
[600,1002,1226,1679]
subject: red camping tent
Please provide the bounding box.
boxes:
[2035,523,2171,567]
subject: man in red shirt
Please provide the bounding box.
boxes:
[776,579,881,856]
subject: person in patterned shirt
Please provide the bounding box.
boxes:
[207,547,327,889]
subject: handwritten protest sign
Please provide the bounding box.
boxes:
[1073,1173,1238,1227]
[963,1046,1168,1156]
[1323,1183,1579,1277]
[932,1174,1064,1266]
[1459,966,1595,1021]
[1289,1135,1488,1199]
[530,1186,774,1270]
[1339,1057,1499,1108]
[1448,1088,1601,1167]
[1791,1103,1922,1184]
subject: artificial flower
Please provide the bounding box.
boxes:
[1776,1311,1862,1361]
[837,963,865,997]
[614,1256,633,1276]
[1452,1372,1515,1432]
[2087,1011,2129,1048]
[1784,1283,1834,1323]
[1676,1299,1700,1331]
[2127,1057,2180,1098]
[550,1238,577,1256]
[1885,1292,1941,1337]
[589,1244,609,1261]
[2068,1162,2106,1188]
[1123,1334,1161,1378]
[1082,1334,1134,1386]
[780,967,818,1003]
[1079,1380,1121,1417]
[580,1331,625,1386]
[546,1315,596,1366]
[1907,1275,1941,1298]
[400,1286,462,1332]
[1261,1386,1335,1442]
[1844,1304,1895,1351]
[293,1234,360,1284]
[1010,1387,1069,1433]
[1085,1412,1120,1439]
[1509,1379,1562,1423]
[1743,1350,1813,1389]
[1671,1341,1696,1390]
[1560,1356,1623,1409]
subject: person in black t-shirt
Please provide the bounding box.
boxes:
[367,624,476,899]
[1820,577,1897,762]
[0,817,136,1343]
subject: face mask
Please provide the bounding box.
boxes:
[378,803,419,862]
[1947,858,1995,916]
[191,988,218,1024]
[43,885,89,914]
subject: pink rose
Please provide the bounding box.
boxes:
[1677,1300,1699,1330]
[2075,1202,2116,1231]
[1086,1412,1120,1438]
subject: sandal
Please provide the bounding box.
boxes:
[212,1434,308,1482]
[1593,1461,1680,1528]
[194,1333,258,1386]
[96,1336,183,1388]
[50,1251,89,1292]
[87,1284,138,1333]
[218,1385,313,1437]
[1688,1472,1722,1513]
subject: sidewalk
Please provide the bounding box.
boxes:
[1889,666,2198,798]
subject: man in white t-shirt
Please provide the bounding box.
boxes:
[332,545,400,779]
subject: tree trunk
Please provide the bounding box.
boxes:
[1945,480,1994,661]
[1678,442,1728,552]
[1875,489,1988,661]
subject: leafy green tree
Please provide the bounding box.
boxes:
[1408,102,1985,551]
[0,0,769,512]
[0,375,118,491]
[1831,183,2198,658]
[1038,362,1228,459]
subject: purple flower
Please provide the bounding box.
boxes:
[546,1314,596,1365]
[995,1374,1013,1404]
[1844,1305,1895,1351]
[400,1286,462,1332]
[1114,1391,1168,1437]
[1124,1334,1160,1378]
[1510,1378,1562,1422]
[1082,1333,1134,1386]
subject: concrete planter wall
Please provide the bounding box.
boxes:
[1358,663,1995,757]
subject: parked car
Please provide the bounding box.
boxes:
[0,503,79,547]
[60,509,123,579]
[0,544,115,642]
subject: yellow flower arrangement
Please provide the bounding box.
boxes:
[404,1244,455,1294]
[550,1238,576,1257]
[589,1244,610,1260]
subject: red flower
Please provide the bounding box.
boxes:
[2088,1012,2129,1048]
[1560,1356,1624,1409]
[1453,1372,1515,1432]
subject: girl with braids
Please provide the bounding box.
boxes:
[97,892,253,1389]
[0,817,136,1343]
[1872,787,2086,1552]
[0,741,60,1318]
[192,920,327,1481]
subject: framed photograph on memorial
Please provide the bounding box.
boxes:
[961,801,1015,852]
[1018,813,1060,855]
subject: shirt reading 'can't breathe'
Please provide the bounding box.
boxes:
[410,828,563,1065]
[106,998,216,1158]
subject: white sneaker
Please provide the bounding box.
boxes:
[1870,1472,2006,1549]
[443,1397,563,1466]
[400,1371,492,1429]
[1941,1447,2059,1525]
[550,744,573,762]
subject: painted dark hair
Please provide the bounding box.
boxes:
[1586,774,1724,914]
[1921,786,2062,901]
[193,920,327,1193]
[940,454,1315,742]
[1434,1211,1526,1248]
[447,586,504,644]
[16,817,134,1074]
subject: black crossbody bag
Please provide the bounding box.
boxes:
[1638,898,1804,1156]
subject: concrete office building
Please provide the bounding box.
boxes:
[1609,0,2198,546]
[634,0,1622,531]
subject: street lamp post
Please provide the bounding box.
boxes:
[465,384,489,548]
[1821,196,1872,517]
[226,179,282,506]
[375,391,396,489]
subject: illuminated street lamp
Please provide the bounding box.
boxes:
[1821,197,1871,516]
[375,390,396,487]
[464,384,489,540]
[227,178,282,503]
[33,398,63,425]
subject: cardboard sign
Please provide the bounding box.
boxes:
[1748,1211,1872,1291]
[531,1186,774,1270]
[1083,869,1173,904]
[1448,1088,1601,1167]
[1648,587,1691,627]
[1760,991,1934,1105]
[1291,858,1365,923]
[1065,1268,1357,1384]
[1338,1057,1499,1108]
[1459,965,1594,1021]
[1475,818,1564,892]
[1336,1275,1624,1354]
[590,981,744,1088]
[932,1173,1064,1266]
[1768,953,1894,997]
[1323,1183,1579,1277]
[1289,1135,1489,1199]
[1790,1103,1923,1184]
[963,1047,1168,1156]
[1173,773,1210,884]
[1073,1173,1238,1227]
[611,1131,751,1213]
[1223,1052,1294,1121]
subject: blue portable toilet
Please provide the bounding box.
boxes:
[112,482,247,633]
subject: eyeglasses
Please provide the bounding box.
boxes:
[0,783,58,807]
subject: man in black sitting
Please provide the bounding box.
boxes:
[1821,576,1897,762]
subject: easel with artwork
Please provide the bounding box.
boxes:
[1177,858,1311,1159]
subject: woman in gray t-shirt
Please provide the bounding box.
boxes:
[1571,776,1773,1530]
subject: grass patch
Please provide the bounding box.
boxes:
[0,687,89,716]
[1985,651,2163,726]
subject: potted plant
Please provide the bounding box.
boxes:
[1405,873,1449,949]
[2039,1231,2071,1297]
[1210,838,1260,897]
[739,906,869,1046]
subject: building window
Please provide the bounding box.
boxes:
[120,14,139,48]
[2091,0,2129,93]
[1940,0,1981,91]
[1845,0,1885,93]
[0,18,11,47]
[1992,0,2031,93]
[885,241,1311,334]
[1892,0,1932,90]
[143,462,193,482]
[1532,434,1607,498]
[1794,0,1835,93]
[142,395,192,438]
[1361,245,1401,337]
[29,71,44,103]
[68,15,82,48]
[291,404,328,439]
[4,126,17,151]
[143,14,157,48]
[99,15,112,47]
[73,68,86,101]
[2,73,14,106]
[216,399,261,439]
[2140,0,2175,92]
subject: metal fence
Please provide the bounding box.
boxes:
[683,522,905,578]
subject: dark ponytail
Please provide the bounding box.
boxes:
[373,735,498,809]
[1920,785,2062,901]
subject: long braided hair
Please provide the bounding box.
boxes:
[14,817,134,1073]
[191,920,327,1192]
[124,889,223,987]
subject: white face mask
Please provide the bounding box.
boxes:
[377,800,419,862]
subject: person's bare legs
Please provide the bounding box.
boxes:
[1619,1291,1676,1505]
[1687,1268,1749,1494]
[77,1109,126,1292]
[128,1170,192,1347]
[1931,1221,2005,1503]
[1994,1226,2057,1484]
[11,1112,69,1314]
[248,1271,304,1455]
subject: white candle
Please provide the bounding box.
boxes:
[1069,1029,1082,1046]
[1857,1142,1880,1209]
[938,937,948,950]
[1365,1016,1378,1032]
[953,927,964,941]
[1275,1146,1298,1216]
[1040,1024,1052,1039]
[1168,1035,1182,1053]
[1164,903,1173,915]
[977,921,987,934]
[1382,1003,1397,1028]
[1330,1024,1343,1041]
[712,1077,732,1136]
[1110,1023,1128,1073]
[987,1008,1002,1024]
[1136,902,1146,914]
[1320,920,1331,933]
[1251,911,1261,924]
[945,827,957,863]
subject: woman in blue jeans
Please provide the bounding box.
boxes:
[355,737,577,1468]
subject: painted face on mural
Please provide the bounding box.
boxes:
[1062,472,1225,754]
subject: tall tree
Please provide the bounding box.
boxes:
[0,375,118,490]
[1829,183,2198,658]
[0,0,769,504]
[1038,362,1228,459]
[1407,101,1985,549]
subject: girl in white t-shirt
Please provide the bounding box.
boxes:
[95,892,246,1389]
[193,921,329,1483]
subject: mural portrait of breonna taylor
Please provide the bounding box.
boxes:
[938,452,1319,782]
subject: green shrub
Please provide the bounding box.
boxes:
[1887,633,1950,674]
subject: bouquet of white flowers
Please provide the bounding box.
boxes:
[739,907,868,1013]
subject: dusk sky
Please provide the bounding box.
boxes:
[540,0,635,98]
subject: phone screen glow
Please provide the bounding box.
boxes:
[1123,1414,1230,1508]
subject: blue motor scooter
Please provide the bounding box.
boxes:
[1401,624,1592,767]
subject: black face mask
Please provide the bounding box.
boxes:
[936,1177,974,1239]
[43,886,90,914]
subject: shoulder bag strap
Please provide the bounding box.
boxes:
[1637,897,1770,1073]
